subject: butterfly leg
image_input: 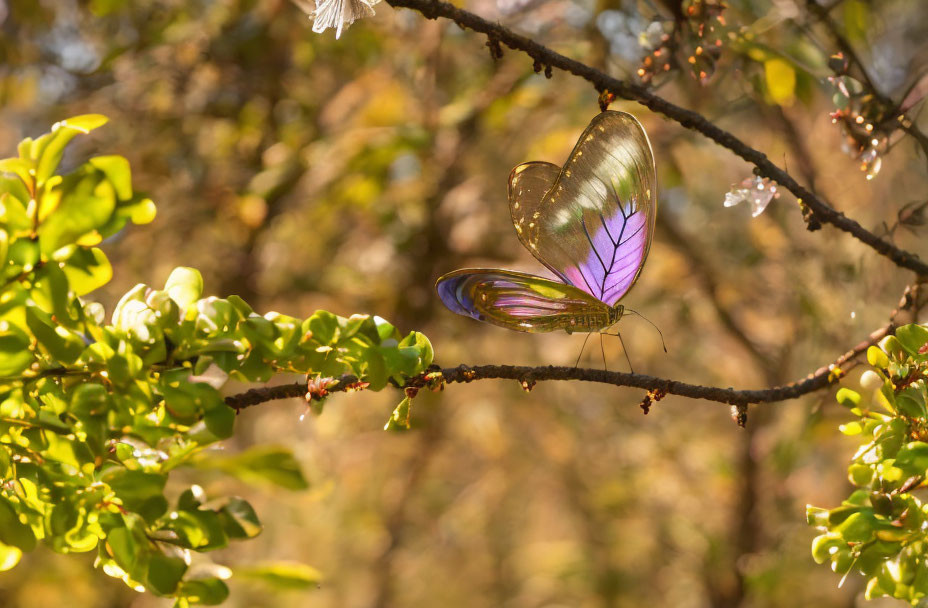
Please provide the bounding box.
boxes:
[615,332,634,373]
[599,332,608,371]
[574,332,593,368]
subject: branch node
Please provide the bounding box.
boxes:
[639,388,667,415]
[544,64,553,79]
[730,403,748,428]
[797,198,823,231]
[598,90,616,112]
[486,35,503,60]
[519,376,536,392]
[306,375,334,401]
[532,58,543,73]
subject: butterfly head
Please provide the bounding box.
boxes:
[608,304,625,327]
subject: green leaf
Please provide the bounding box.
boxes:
[105,513,149,580]
[165,267,204,313]
[234,562,322,591]
[37,169,117,255]
[867,345,890,369]
[70,383,110,416]
[840,421,863,436]
[385,396,412,431]
[0,542,22,572]
[25,305,84,363]
[836,388,861,408]
[306,310,339,345]
[848,463,873,486]
[88,155,132,201]
[31,261,79,325]
[58,114,110,134]
[893,442,928,472]
[217,497,262,539]
[398,331,433,371]
[160,512,212,550]
[177,578,229,605]
[178,486,207,512]
[0,190,33,234]
[161,372,225,425]
[0,228,9,270]
[104,470,168,523]
[896,393,927,418]
[35,115,109,186]
[0,496,36,552]
[895,324,928,356]
[122,196,157,225]
[62,246,113,295]
[0,159,33,190]
[146,551,188,596]
[835,510,877,543]
[7,238,39,274]
[194,446,309,490]
[203,403,235,439]
[0,322,34,376]
[811,534,846,564]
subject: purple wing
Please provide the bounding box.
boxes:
[508,111,657,306]
[563,203,647,305]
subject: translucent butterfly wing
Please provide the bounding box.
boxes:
[508,111,657,306]
[436,269,613,333]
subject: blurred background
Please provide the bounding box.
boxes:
[1,0,928,605]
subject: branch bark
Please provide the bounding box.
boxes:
[383,0,928,276]
[225,290,910,412]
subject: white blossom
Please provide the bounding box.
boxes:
[723,176,779,217]
[293,0,380,39]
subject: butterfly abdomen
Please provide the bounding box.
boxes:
[436,268,614,333]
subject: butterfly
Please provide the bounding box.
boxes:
[436,111,657,337]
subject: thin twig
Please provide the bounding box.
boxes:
[383,0,928,276]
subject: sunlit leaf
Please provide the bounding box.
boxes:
[166,267,204,313]
[234,562,322,591]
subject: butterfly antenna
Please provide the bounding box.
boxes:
[574,332,593,368]
[625,308,668,353]
[599,333,608,371]
[615,332,634,373]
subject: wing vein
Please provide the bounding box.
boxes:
[581,217,610,273]
[599,211,627,297]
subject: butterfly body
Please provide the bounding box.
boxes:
[437,111,656,335]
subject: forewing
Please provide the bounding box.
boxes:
[436,269,607,333]
[508,111,657,306]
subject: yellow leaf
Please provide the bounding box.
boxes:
[764,58,796,106]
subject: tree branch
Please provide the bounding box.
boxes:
[384,0,928,276]
[226,283,917,412]
[221,329,866,410]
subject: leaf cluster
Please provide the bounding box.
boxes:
[0,117,432,604]
[809,325,928,604]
